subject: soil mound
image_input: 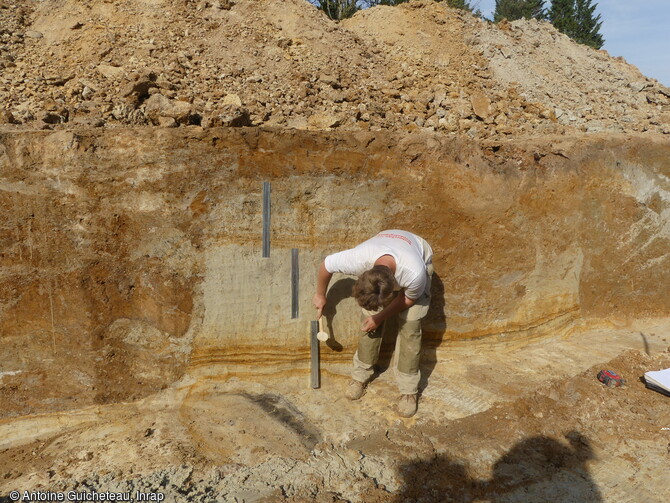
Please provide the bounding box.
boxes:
[1,0,668,136]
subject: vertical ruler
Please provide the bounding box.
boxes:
[262,181,271,258]
[291,248,299,319]
[310,320,320,389]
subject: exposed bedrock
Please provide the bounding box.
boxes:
[0,127,668,414]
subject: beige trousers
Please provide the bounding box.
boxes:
[352,261,433,395]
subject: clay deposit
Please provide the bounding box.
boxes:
[1,0,670,502]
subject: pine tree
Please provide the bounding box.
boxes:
[443,0,475,11]
[548,0,604,49]
[493,0,547,22]
[549,0,576,35]
[574,0,604,48]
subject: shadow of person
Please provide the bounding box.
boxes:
[478,431,602,503]
[393,432,602,503]
[392,453,473,502]
[419,271,447,394]
[321,277,356,352]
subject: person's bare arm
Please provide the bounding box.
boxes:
[312,260,332,319]
[361,293,416,332]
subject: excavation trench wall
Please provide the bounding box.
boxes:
[1,127,669,415]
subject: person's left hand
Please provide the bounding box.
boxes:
[361,315,380,333]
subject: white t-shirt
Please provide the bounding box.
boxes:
[324,230,432,300]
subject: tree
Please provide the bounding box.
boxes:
[573,0,604,48]
[439,0,477,13]
[548,0,604,49]
[493,0,547,22]
[548,0,576,34]
[312,0,361,20]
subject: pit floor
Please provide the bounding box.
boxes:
[2,318,670,502]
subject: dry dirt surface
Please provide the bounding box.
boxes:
[0,0,669,136]
[2,325,670,502]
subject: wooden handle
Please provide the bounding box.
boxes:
[317,317,328,342]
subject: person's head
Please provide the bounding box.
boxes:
[353,265,395,311]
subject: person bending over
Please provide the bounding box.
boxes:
[313,230,433,418]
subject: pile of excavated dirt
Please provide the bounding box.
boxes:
[1,0,669,136]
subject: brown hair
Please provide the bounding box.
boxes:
[353,265,395,311]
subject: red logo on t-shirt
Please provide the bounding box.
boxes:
[378,233,412,246]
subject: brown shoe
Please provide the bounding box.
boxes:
[398,394,418,417]
[345,380,366,400]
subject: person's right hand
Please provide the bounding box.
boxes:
[312,293,326,319]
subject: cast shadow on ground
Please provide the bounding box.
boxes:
[393,431,602,502]
[321,277,357,352]
[419,271,447,393]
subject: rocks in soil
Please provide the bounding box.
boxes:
[202,104,251,127]
[0,0,666,135]
[144,94,198,126]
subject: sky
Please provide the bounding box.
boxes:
[473,0,670,86]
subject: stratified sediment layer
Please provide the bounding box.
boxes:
[1,127,669,415]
